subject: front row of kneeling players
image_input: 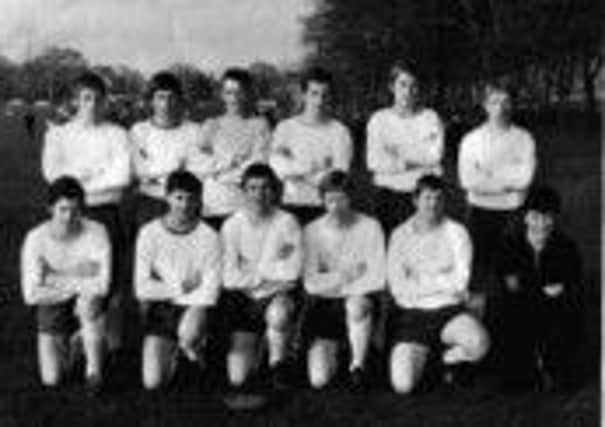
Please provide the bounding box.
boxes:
[25,164,568,395]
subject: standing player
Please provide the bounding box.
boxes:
[130,71,204,230]
[187,68,271,227]
[366,61,444,233]
[221,163,303,392]
[303,171,386,390]
[493,186,582,391]
[269,67,353,225]
[387,175,489,394]
[41,72,131,356]
[134,171,221,390]
[458,81,536,315]
[21,177,111,394]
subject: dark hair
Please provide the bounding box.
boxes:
[524,186,561,215]
[300,66,334,92]
[146,71,183,100]
[241,163,282,199]
[222,67,253,94]
[48,176,85,206]
[413,174,447,197]
[73,72,107,97]
[481,79,516,103]
[318,170,354,197]
[166,170,202,197]
[388,59,419,87]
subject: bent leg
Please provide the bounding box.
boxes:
[345,295,373,371]
[227,331,259,387]
[265,293,295,367]
[440,313,490,365]
[177,306,208,363]
[38,333,69,386]
[75,296,106,379]
[142,335,178,390]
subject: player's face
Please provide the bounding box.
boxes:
[75,87,105,120]
[221,78,245,112]
[524,210,554,241]
[151,90,179,121]
[50,197,82,233]
[303,81,331,115]
[390,71,417,109]
[414,188,444,223]
[244,177,275,211]
[483,90,511,122]
[166,189,199,221]
[323,190,351,217]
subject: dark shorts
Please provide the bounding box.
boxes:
[141,301,186,340]
[302,298,347,341]
[37,299,78,335]
[388,304,466,349]
[221,290,299,335]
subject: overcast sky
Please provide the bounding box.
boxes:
[0,0,316,74]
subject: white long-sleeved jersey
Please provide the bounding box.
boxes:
[303,213,386,298]
[130,119,203,200]
[366,108,444,193]
[269,117,353,206]
[458,123,536,210]
[186,116,271,216]
[21,219,111,306]
[221,209,303,300]
[42,121,131,206]
[134,218,222,306]
[387,216,472,310]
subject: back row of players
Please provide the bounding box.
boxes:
[22,61,580,395]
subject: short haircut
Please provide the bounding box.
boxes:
[241,162,282,196]
[524,186,561,215]
[413,174,447,197]
[48,176,85,207]
[73,71,107,97]
[165,170,202,197]
[319,170,354,197]
[388,59,419,86]
[221,67,253,94]
[482,79,516,103]
[146,71,183,99]
[300,66,334,92]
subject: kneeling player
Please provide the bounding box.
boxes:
[221,164,303,391]
[134,171,221,390]
[387,175,489,394]
[21,177,111,393]
[303,171,386,390]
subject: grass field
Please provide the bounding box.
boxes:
[0,110,600,426]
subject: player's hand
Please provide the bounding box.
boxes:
[181,273,200,294]
[276,146,292,158]
[543,283,564,298]
[466,292,486,318]
[277,243,295,260]
[504,275,521,293]
[68,261,100,278]
[384,144,398,157]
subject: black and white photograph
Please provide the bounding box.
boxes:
[0,0,602,425]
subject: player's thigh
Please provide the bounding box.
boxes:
[265,293,295,328]
[177,306,208,345]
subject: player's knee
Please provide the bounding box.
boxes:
[76,297,105,322]
[265,298,291,331]
[391,371,415,394]
[40,367,62,387]
[227,352,250,386]
[346,296,372,323]
[309,366,332,389]
[142,365,164,390]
